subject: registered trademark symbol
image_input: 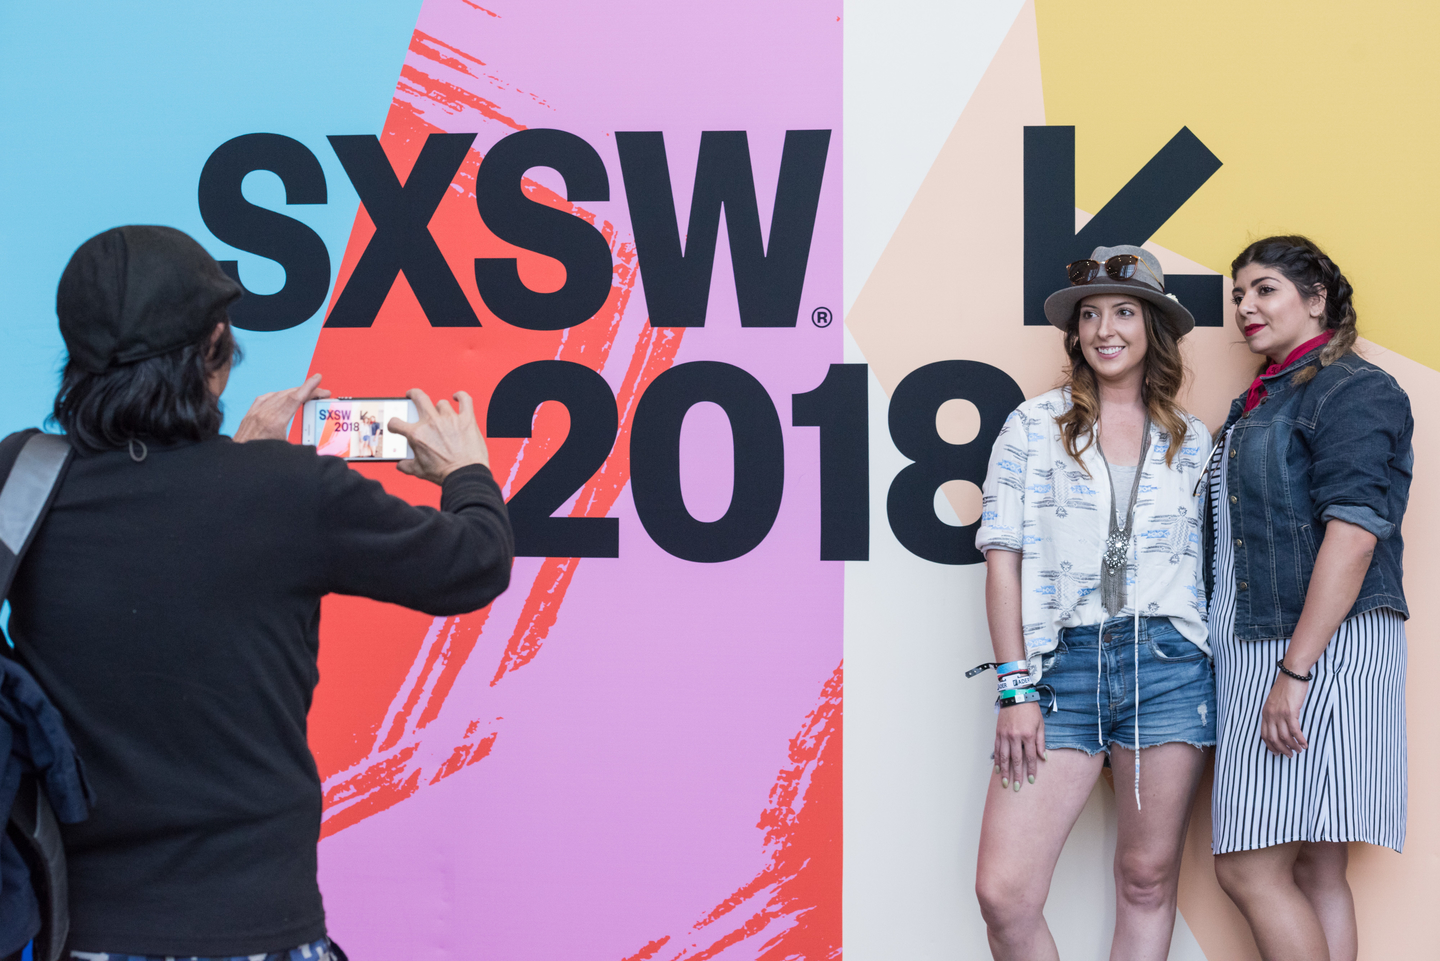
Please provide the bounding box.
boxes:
[811,306,833,328]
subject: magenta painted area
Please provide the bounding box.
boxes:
[316,1,841,957]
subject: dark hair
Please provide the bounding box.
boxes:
[1230,235,1357,381]
[1056,300,1189,472]
[50,313,241,453]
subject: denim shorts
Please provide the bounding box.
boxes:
[1039,616,1216,754]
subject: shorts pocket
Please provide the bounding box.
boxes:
[1146,627,1206,662]
[1042,636,1072,673]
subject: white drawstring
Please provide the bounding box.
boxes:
[1132,528,1142,812]
[1095,614,1106,749]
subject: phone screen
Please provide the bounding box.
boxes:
[301,398,418,461]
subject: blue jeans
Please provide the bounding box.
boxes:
[1040,617,1216,754]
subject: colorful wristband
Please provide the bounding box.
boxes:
[997,673,1034,692]
[996,688,1041,708]
[966,659,1029,679]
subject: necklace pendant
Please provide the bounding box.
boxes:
[1103,532,1128,574]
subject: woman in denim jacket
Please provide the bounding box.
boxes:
[1208,236,1412,961]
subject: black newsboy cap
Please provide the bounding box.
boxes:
[57,225,242,373]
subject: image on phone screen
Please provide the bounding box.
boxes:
[300,398,418,461]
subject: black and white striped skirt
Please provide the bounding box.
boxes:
[1211,608,1407,854]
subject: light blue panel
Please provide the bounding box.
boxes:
[0,0,423,435]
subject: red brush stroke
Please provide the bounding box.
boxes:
[621,664,843,961]
[308,23,685,834]
[623,937,673,961]
[491,322,682,684]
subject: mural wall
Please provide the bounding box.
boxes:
[1,1,1436,958]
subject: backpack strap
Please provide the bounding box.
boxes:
[0,431,73,961]
[0,433,72,602]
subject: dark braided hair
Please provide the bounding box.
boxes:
[1230,235,1357,383]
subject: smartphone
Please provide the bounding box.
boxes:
[301,397,418,461]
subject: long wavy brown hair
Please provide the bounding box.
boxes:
[1055,299,1189,473]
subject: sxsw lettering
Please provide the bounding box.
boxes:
[198,128,831,333]
[1023,125,1223,327]
[197,133,332,333]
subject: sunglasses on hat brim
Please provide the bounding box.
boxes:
[1064,254,1164,291]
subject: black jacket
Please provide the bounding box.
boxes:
[5,436,512,956]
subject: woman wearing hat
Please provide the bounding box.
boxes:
[974,246,1214,959]
[1207,237,1411,961]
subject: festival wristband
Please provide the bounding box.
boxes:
[997,673,1035,692]
[996,688,1041,708]
[966,659,1029,679]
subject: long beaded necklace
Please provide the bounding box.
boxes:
[1095,414,1150,616]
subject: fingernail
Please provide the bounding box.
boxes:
[994,765,1001,775]
[1012,780,1021,793]
[1028,774,1035,784]
[1001,778,1009,789]
[1043,750,1049,760]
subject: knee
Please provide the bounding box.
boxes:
[1115,853,1176,911]
[1293,843,1348,894]
[1214,854,1260,905]
[975,871,1043,935]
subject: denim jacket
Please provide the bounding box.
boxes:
[1203,347,1413,641]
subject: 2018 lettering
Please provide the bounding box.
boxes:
[478,360,1019,565]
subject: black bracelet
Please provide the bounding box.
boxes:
[1276,659,1314,682]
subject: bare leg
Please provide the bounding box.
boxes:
[1107,744,1209,961]
[976,748,1108,960]
[1215,842,1329,961]
[1292,842,1355,961]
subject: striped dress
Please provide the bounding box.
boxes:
[1210,427,1407,854]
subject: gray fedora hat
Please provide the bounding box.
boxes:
[1042,244,1195,336]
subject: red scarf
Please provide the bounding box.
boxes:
[1242,331,1333,414]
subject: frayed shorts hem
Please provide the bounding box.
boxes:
[1048,736,1216,757]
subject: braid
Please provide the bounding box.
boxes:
[1314,252,1358,366]
[1231,235,1359,378]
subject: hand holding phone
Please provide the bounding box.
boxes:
[235,374,330,443]
[387,389,491,484]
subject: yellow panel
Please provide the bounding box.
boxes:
[1035,0,1440,369]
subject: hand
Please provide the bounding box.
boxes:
[993,702,1046,792]
[1260,673,1309,757]
[388,388,491,484]
[234,373,329,442]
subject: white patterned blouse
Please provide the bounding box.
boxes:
[975,388,1212,678]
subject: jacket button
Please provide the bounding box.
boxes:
[1234,538,1243,547]
[1229,495,1238,504]
[1229,448,1237,458]
[1239,581,1249,590]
